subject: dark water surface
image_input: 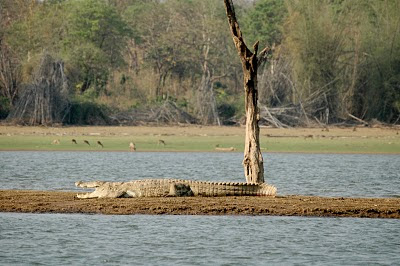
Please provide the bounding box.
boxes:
[1,152,399,265]
[1,213,399,265]
[0,151,399,197]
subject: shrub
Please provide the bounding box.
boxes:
[63,99,111,125]
[0,97,10,119]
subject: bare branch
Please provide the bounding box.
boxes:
[253,41,259,55]
[210,73,227,82]
[348,113,368,125]
[223,0,252,61]
[258,46,273,66]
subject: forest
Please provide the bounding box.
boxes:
[0,0,399,126]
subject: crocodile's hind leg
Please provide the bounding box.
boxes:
[169,183,193,196]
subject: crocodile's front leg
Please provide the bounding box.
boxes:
[76,192,96,199]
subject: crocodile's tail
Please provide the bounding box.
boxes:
[187,181,277,197]
[258,183,277,196]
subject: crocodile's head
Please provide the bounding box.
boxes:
[75,181,106,188]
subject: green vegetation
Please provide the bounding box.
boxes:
[1,134,399,154]
[0,0,399,125]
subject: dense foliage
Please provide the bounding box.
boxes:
[0,0,399,125]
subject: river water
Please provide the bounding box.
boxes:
[0,151,399,197]
[1,213,399,265]
[1,151,399,265]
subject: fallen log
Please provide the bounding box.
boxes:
[215,147,236,152]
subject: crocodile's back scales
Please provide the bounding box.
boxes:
[75,179,277,198]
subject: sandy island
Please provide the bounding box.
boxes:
[1,126,399,218]
[1,190,399,219]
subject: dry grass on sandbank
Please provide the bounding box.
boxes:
[1,190,399,219]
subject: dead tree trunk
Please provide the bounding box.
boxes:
[224,0,269,183]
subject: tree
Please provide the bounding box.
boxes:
[7,52,68,125]
[356,0,400,122]
[0,0,28,116]
[0,41,21,107]
[243,0,287,47]
[123,0,234,124]
[64,0,131,94]
[191,0,230,125]
[224,0,270,183]
[123,1,188,99]
[281,0,400,124]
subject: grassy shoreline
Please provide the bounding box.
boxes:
[0,125,399,154]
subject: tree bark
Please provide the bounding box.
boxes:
[224,0,264,183]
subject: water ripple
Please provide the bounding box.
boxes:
[0,213,399,265]
[0,151,399,197]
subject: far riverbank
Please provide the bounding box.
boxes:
[0,125,399,153]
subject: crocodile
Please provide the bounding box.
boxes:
[75,179,277,198]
